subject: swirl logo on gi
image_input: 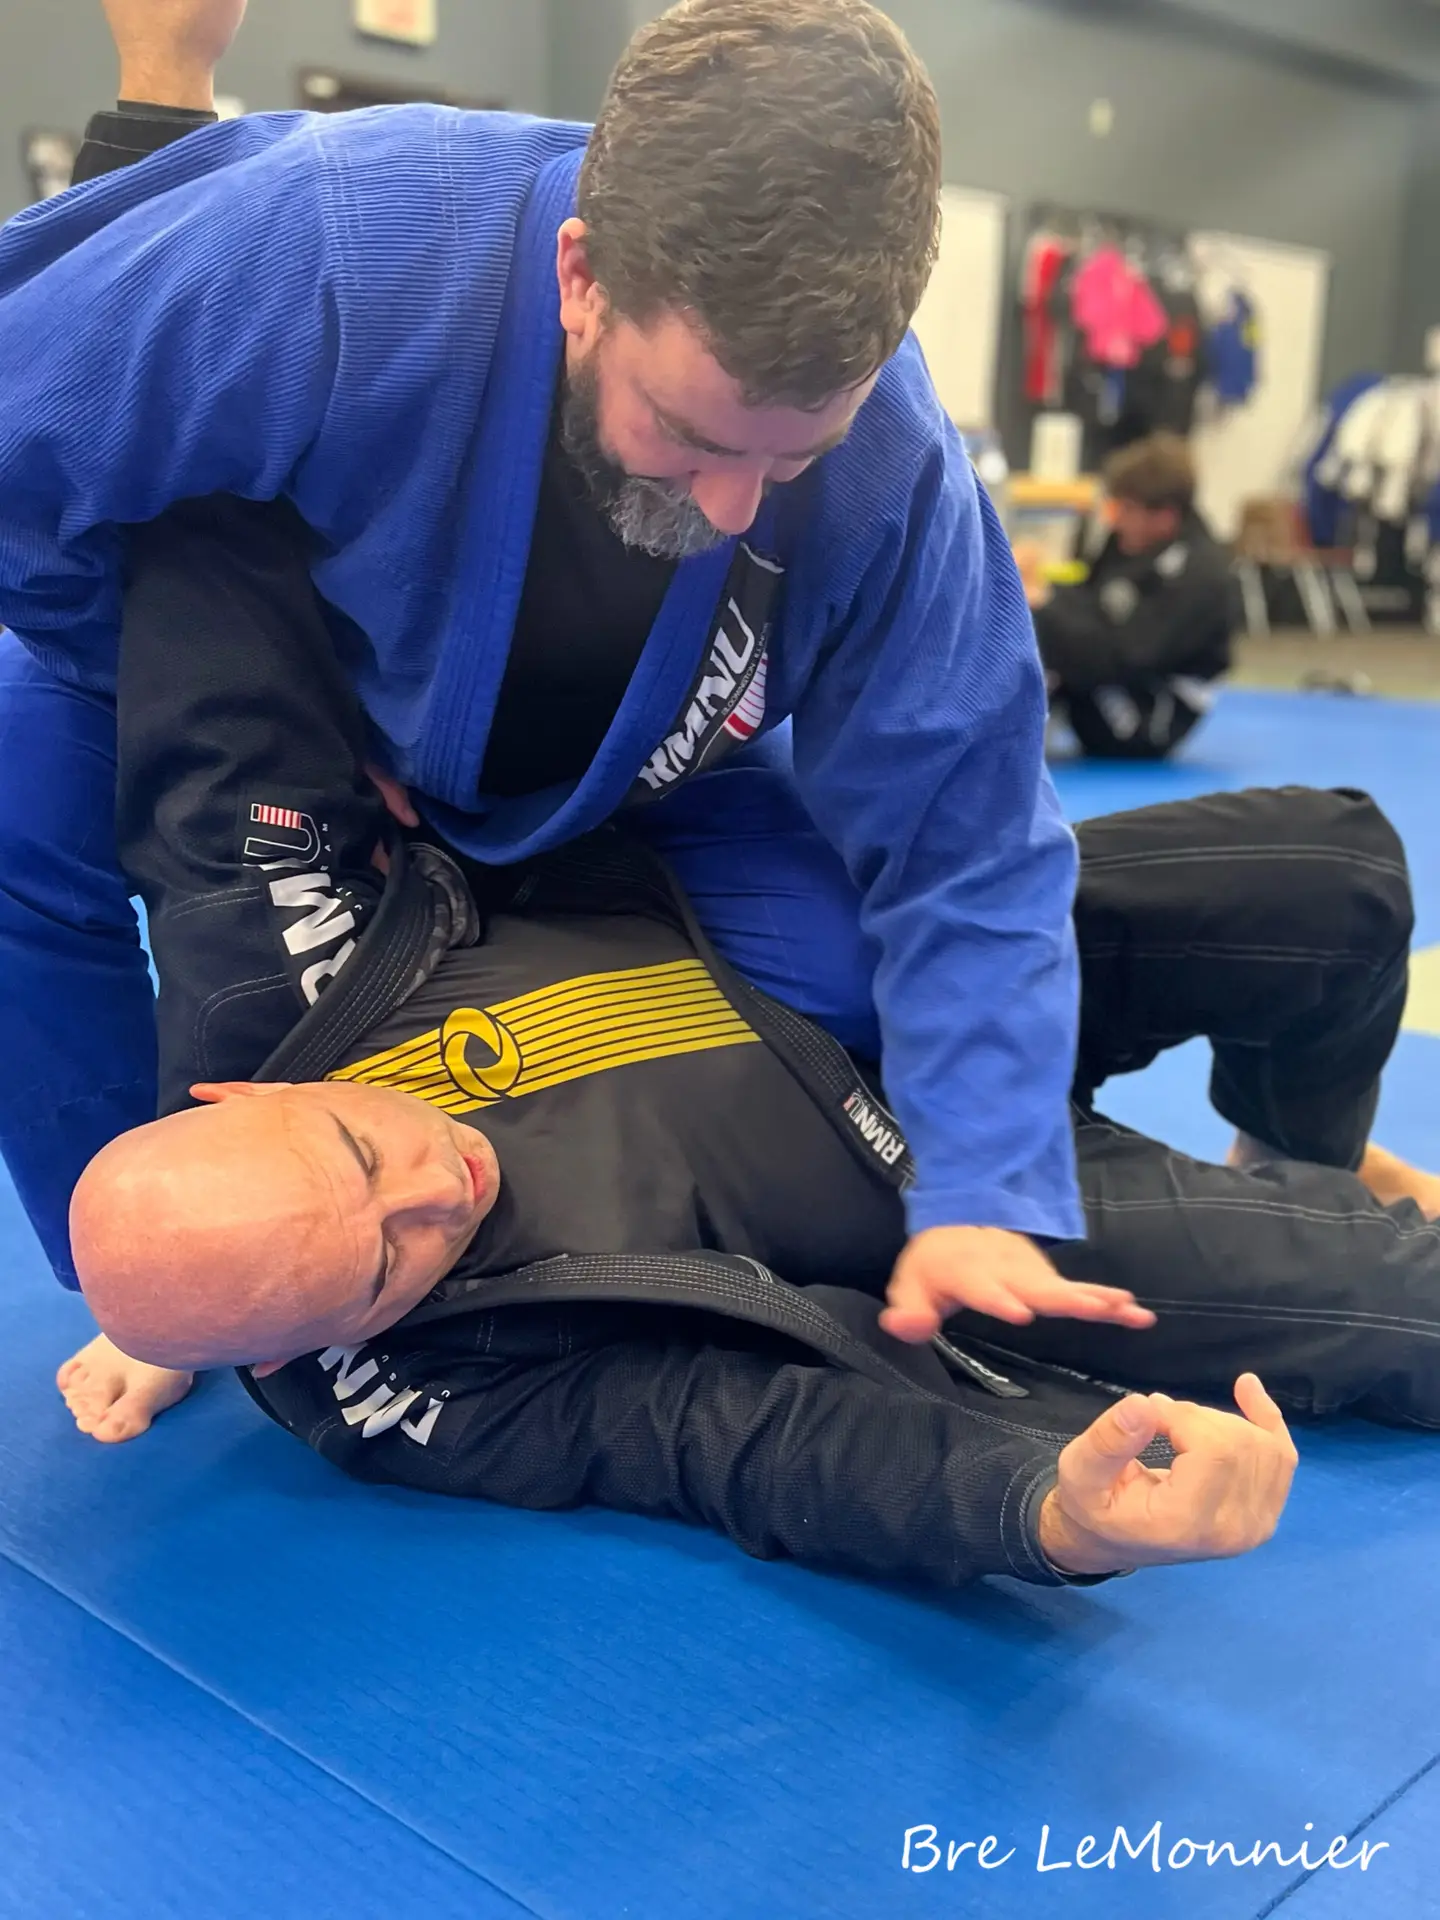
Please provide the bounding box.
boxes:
[440,1007,524,1100]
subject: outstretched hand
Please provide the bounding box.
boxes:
[1037,1374,1299,1577]
[880,1225,1156,1344]
[102,0,248,110]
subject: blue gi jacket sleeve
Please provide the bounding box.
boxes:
[0,120,337,684]
[787,354,1083,1242]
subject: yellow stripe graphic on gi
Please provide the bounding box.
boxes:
[327,958,761,1114]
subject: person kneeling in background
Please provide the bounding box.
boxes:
[1031,433,1238,761]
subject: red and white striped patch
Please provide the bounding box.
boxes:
[722,652,768,741]
[252,803,305,832]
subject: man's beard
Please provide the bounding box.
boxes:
[560,359,728,562]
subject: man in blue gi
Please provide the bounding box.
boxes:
[0,0,1094,1346]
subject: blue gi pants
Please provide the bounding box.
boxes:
[0,635,158,1283]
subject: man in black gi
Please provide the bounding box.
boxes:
[1031,434,1238,761]
[58,499,1440,1591]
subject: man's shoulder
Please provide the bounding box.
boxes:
[303,107,588,285]
[845,333,952,474]
[788,333,978,583]
[1173,513,1234,581]
[31,104,587,246]
[304,105,587,218]
[309,103,588,172]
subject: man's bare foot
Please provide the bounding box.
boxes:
[1227,1130,1272,1171]
[56,1333,195,1443]
[1230,1131,1440,1219]
[1356,1144,1440,1220]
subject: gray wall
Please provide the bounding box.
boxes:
[3,0,1433,382]
[1394,100,1440,372]
[2,0,547,219]
[890,0,1419,388]
[1151,0,1440,87]
[608,0,1422,389]
[546,0,632,123]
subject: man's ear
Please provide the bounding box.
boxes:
[190,1081,293,1105]
[556,218,606,341]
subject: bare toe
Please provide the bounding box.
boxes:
[91,1408,148,1444]
[57,1334,194,1444]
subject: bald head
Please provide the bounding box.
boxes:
[71,1082,500,1372]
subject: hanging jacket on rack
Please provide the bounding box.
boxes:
[1301,373,1384,548]
[1022,231,1074,406]
[1312,378,1440,531]
[1119,280,1207,443]
[1206,288,1261,407]
[1070,247,1167,372]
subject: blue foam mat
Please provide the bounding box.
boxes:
[3,1285,1437,1920]
[1277,1763,1440,1918]
[0,1554,522,1920]
[3,689,1439,1918]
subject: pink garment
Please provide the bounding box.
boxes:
[1070,247,1167,370]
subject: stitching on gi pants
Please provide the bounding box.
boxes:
[1134,1297,1440,1338]
[1079,843,1409,880]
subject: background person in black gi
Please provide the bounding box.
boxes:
[1030,434,1238,760]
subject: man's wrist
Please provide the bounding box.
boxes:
[1036,1487,1130,1579]
[116,63,217,112]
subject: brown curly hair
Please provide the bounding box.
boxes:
[578,0,943,409]
[1105,433,1198,514]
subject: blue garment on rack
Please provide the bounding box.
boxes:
[1303,373,1384,548]
[1206,289,1261,407]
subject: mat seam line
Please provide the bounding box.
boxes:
[0,1537,550,1920]
[1251,1745,1440,1918]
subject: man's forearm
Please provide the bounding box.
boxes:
[69,0,248,184]
[101,0,248,110]
[296,1334,1094,1591]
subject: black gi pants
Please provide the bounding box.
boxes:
[969,786,1440,1428]
[1053,682,1204,761]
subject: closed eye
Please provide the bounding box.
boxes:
[330,1116,390,1305]
[368,1239,392,1308]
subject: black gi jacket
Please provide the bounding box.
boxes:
[1035,511,1236,697]
[113,495,1132,1593]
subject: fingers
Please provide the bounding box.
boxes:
[1149,1387,1291,1463]
[1021,1278,1157,1328]
[1060,1394,1162,1498]
[880,1267,1034,1344]
[880,1255,1038,1342]
[882,1275,1154,1342]
[877,1306,941,1343]
[1232,1372,1297,1451]
[1053,1379,1300,1573]
[365,764,419,827]
[882,1229,1155,1351]
[1141,1388,1297,1557]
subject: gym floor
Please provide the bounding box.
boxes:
[1233,625,1440,702]
[1,685,1437,1920]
